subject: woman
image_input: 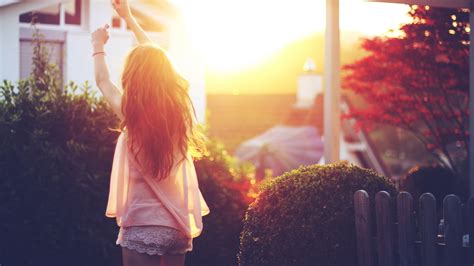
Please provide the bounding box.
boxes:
[91,1,210,265]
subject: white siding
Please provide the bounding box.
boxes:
[65,30,134,87]
[0,13,20,81]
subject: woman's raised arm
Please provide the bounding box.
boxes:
[91,24,124,120]
[112,0,154,45]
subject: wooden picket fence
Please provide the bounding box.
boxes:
[353,190,474,266]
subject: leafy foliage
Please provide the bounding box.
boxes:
[343,6,469,177]
[0,79,122,265]
[401,164,460,208]
[0,25,122,265]
[238,163,396,266]
[0,78,254,265]
[30,29,61,92]
[188,140,254,266]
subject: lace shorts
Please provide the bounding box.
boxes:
[116,225,193,256]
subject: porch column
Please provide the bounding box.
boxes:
[323,0,341,163]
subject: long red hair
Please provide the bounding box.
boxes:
[120,43,203,180]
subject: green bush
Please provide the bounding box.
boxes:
[0,80,122,265]
[238,163,397,266]
[0,79,255,265]
[188,140,254,266]
[0,28,123,265]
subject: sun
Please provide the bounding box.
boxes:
[170,0,411,73]
[174,0,324,73]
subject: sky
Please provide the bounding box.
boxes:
[171,0,412,73]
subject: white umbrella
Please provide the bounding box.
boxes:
[234,125,324,179]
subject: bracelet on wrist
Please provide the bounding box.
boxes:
[92,51,106,57]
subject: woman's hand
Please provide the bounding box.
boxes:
[91,24,110,51]
[112,0,153,44]
[112,0,132,19]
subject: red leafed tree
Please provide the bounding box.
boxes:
[343,6,469,177]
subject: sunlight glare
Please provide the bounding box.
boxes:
[170,0,411,73]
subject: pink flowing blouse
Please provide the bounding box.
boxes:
[105,131,210,238]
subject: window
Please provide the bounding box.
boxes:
[19,0,81,26]
[65,0,81,25]
[20,4,60,25]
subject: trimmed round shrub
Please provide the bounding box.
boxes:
[238,163,397,266]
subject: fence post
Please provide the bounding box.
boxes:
[419,193,437,266]
[354,190,374,266]
[397,192,415,266]
[375,191,394,266]
[444,194,462,266]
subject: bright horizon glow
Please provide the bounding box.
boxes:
[171,0,411,73]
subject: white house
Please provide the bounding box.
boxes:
[0,0,206,122]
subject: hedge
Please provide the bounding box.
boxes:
[0,80,122,265]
